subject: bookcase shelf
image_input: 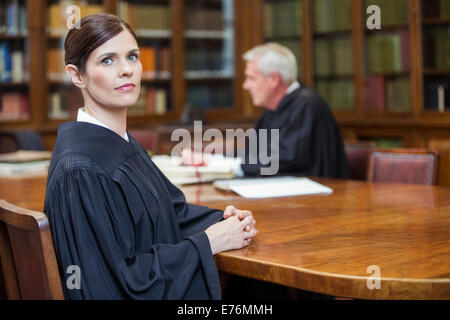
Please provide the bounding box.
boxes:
[422,18,450,25]
[423,69,450,76]
[314,30,351,38]
[420,0,450,114]
[364,24,409,33]
[0,82,29,87]
[264,35,302,42]
[0,35,27,40]
[135,30,172,39]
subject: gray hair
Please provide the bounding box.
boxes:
[243,43,297,84]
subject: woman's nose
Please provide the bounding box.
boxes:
[119,59,133,77]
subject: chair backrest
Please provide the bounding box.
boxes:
[344,141,375,180]
[367,148,439,185]
[128,129,159,154]
[0,200,63,300]
[0,131,45,154]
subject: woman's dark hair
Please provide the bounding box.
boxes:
[64,13,137,74]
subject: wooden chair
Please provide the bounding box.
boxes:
[0,131,45,154]
[344,141,375,180]
[367,148,439,186]
[0,200,63,300]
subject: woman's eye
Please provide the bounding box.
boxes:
[101,57,113,65]
[128,54,139,61]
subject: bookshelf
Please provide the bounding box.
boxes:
[313,0,353,112]
[0,0,247,140]
[46,0,104,120]
[262,0,303,81]
[254,0,450,185]
[420,0,450,113]
[184,0,235,113]
[0,0,30,122]
[363,0,412,114]
[118,0,173,118]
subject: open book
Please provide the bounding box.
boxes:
[151,154,235,185]
[213,176,333,198]
[0,150,51,177]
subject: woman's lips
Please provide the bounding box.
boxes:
[115,84,135,92]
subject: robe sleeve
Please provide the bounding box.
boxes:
[241,100,314,176]
[44,166,220,300]
[153,162,224,237]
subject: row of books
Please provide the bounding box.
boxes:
[365,76,411,112]
[425,80,449,112]
[0,92,29,120]
[439,0,450,19]
[314,0,351,33]
[366,31,410,74]
[0,150,51,178]
[187,85,233,109]
[128,86,169,116]
[423,27,450,70]
[0,41,29,83]
[140,46,171,79]
[422,0,450,19]
[48,1,103,36]
[0,0,27,36]
[186,49,234,73]
[365,0,408,26]
[263,0,302,37]
[118,1,170,32]
[316,79,354,110]
[48,87,82,120]
[185,6,229,31]
[314,37,353,77]
[47,48,68,82]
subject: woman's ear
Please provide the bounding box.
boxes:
[66,64,85,89]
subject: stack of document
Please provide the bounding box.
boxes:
[213,176,333,198]
[0,150,51,178]
[151,154,236,185]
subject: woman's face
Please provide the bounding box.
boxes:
[82,29,142,110]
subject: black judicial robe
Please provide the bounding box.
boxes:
[44,122,223,300]
[241,85,349,178]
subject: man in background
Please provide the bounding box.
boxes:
[181,43,349,180]
[238,42,349,178]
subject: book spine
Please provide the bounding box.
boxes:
[0,42,12,82]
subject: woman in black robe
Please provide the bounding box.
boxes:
[44,13,257,300]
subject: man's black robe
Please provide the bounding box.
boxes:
[44,122,223,300]
[241,85,349,178]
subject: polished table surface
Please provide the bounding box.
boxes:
[1,175,449,299]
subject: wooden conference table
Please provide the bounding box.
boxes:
[0,175,449,300]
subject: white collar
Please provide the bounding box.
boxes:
[76,108,129,142]
[286,80,301,95]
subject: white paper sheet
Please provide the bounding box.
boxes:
[214,176,333,198]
